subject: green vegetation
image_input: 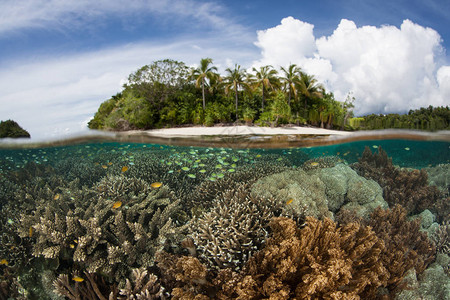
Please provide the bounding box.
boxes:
[89,58,450,132]
[348,106,450,131]
[0,120,30,138]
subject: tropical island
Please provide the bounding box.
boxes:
[89,59,450,132]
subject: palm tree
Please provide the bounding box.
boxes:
[297,72,324,118]
[251,65,279,112]
[280,64,302,107]
[224,64,249,120]
[191,58,218,110]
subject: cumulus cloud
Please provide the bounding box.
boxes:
[253,17,449,115]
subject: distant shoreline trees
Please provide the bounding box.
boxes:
[88,58,450,132]
[0,120,30,138]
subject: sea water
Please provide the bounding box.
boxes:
[0,132,449,299]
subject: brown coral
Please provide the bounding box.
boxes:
[218,217,389,299]
[352,146,443,217]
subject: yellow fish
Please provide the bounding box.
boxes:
[69,244,75,249]
[0,259,8,266]
[72,276,84,282]
[256,154,261,158]
[29,226,34,238]
[151,182,162,188]
[101,165,108,169]
[112,201,122,209]
[108,162,113,165]
[310,162,319,167]
[54,194,60,201]
[286,198,294,205]
[121,166,129,173]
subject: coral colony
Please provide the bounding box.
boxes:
[0,143,448,299]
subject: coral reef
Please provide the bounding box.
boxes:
[119,268,168,299]
[190,183,280,272]
[366,205,436,291]
[425,163,450,196]
[251,169,332,220]
[395,254,450,300]
[301,155,342,171]
[430,221,450,255]
[18,175,188,284]
[311,163,387,216]
[352,146,444,217]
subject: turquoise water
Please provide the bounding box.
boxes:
[0,136,449,299]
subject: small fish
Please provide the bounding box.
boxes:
[199,169,206,173]
[187,174,196,179]
[54,194,61,201]
[101,165,108,169]
[209,177,217,182]
[227,169,235,173]
[72,276,84,282]
[112,201,122,209]
[181,167,190,171]
[310,162,319,167]
[256,154,261,158]
[286,198,294,205]
[29,226,33,238]
[108,162,113,165]
[168,170,174,174]
[121,166,129,173]
[151,182,163,188]
[74,239,78,244]
[372,145,378,149]
[69,244,75,249]
[0,259,8,266]
[343,152,349,156]
[404,147,410,151]
[7,218,14,225]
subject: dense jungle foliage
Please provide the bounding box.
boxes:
[0,120,30,138]
[88,59,450,131]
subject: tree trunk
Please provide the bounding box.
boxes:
[288,88,291,107]
[202,80,206,110]
[235,83,239,121]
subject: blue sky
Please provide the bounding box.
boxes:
[0,0,449,140]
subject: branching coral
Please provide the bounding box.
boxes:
[19,175,188,284]
[220,217,389,299]
[352,146,444,217]
[190,183,280,272]
[431,221,450,255]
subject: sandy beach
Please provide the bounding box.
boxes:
[142,125,353,137]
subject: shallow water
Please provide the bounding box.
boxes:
[0,132,449,299]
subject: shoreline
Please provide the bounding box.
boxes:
[138,125,353,137]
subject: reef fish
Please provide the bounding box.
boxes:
[102,165,108,169]
[286,198,294,205]
[0,259,8,266]
[112,201,122,209]
[151,182,163,188]
[121,166,129,172]
[54,194,61,200]
[310,162,319,167]
[72,276,84,282]
[29,226,33,238]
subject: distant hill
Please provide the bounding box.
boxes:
[0,120,30,138]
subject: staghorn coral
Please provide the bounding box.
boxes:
[190,183,280,272]
[119,268,168,299]
[217,217,389,299]
[352,146,443,217]
[53,271,117,300]
[19,175,188,285]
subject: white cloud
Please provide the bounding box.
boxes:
[0,39,257,140]
[253,17,449,115]
[0,0,243,37]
